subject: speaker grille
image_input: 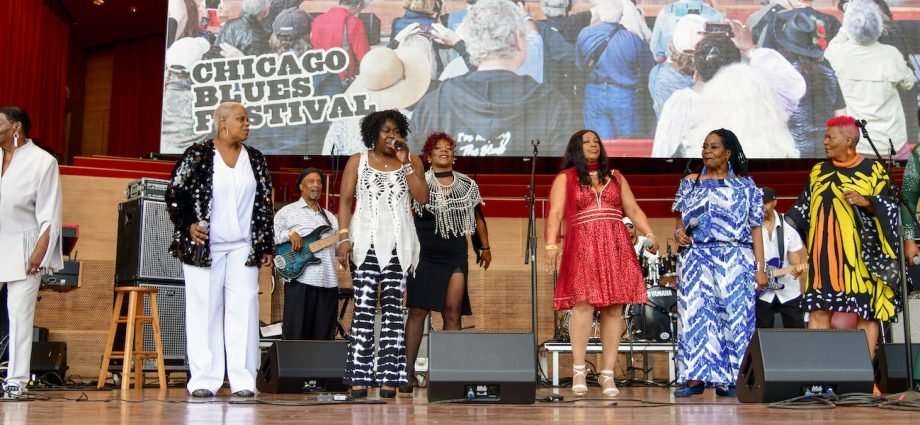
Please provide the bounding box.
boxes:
[139,200,184,281]
[116,198,184,284]
[139,283,187,369]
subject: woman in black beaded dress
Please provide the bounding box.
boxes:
[401,132,492,393]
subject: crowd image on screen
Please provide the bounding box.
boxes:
[159,0,920,159]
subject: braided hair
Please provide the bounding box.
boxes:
[709,128,749,176]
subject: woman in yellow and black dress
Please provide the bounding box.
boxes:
[785,116,901,358]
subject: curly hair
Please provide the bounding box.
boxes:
[844,0,883,45]
[421,132,456,161]
[562,129,610,186]
[359,109,410,149]
[693,34,741,82]
[458,0,527,66]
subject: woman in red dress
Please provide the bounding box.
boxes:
[545,129,658,397]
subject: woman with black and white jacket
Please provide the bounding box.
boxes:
[165,102,274,398]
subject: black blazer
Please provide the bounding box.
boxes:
[165,140,274,267]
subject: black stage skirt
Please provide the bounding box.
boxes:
[407,211,473,315]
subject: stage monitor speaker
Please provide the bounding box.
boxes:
[428,331,535,404]
[115,198,184,285]
[257,340,348,393]
[875,343,920,393]
[737,329,874,403]
[31,341,67,380]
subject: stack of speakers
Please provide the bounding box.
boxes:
[114,178,188,371]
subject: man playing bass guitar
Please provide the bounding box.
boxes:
[756,186,808,329]
[273,168,340,340]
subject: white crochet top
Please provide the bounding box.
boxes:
[350,152,420,272]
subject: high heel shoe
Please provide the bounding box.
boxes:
[572,365,588,396]
[598,370,619,397]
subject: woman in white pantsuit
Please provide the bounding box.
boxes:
[0,106,63,397]
[165,102,274,398]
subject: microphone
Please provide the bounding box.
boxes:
[684,217,700,237]
[642,238,655,249]
[677,217,699,253]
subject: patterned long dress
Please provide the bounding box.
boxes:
[786,159,901,321]
[672,173,763,385]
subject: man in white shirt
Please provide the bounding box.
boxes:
[625,217,657,262]
[756,187,807,328]
[273,168,340,340]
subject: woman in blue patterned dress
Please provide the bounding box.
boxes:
[671,128,768,398]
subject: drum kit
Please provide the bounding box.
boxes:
[627,253,679,343]
[552,253,680,344]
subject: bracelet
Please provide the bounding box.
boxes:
[545,244,559,251]
[401,163,415,175]
[337,229,349,235]
[336,238,351,247]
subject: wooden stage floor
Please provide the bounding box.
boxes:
[2,386,916,424]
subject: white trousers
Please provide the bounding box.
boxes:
[182,245,260,393]
[2,275,40,388]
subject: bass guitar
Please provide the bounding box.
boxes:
[273,225,339,280]
[764,257,807,291]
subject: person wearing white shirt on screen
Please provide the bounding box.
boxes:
[273,168,340,340]
[756,187,807,329]
[824,0,915,156]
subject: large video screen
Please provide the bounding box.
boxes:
[160,0,919,158]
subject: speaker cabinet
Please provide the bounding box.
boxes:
[428,331,536,404]
[875,343,920,393]
[257,340,348,393]
[737,329,874,403]
[109,284,188,372]
[115,198,184,284]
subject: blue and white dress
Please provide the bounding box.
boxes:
[672,172,763,385]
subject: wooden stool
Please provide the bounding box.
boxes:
[97,287,167,392]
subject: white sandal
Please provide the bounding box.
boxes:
[572,365,588,396]
[598,370,619,397]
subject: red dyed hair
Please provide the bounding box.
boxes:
[421,132,456,161]
[826,115,857,129]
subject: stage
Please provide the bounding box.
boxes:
[3,386,916,424]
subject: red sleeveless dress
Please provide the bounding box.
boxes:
[553,169,647,310]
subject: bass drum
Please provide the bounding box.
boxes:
[626,286,677,342]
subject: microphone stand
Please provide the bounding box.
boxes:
[858,124,918,396]
[524,140,540,385]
